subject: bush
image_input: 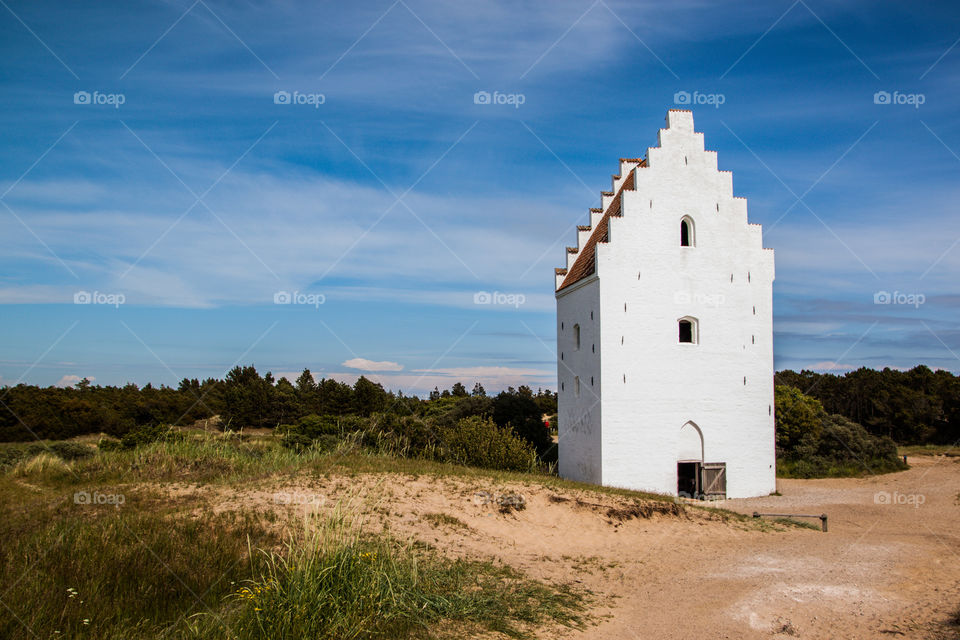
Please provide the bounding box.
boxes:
[46,442,96,462]
[280,432,314,453]
[440,416,538,472]
[282,433,339,455]
[99,424,183,451]
[776,387,907,478]
[294,414,341,438]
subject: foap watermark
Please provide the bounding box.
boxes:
[73,90,125,109]
[273,491,325,507]
[274,90,325,108]
[472,490,527,511]
[874,490,925,508]
[473,90,525,108]
[74,290,125,308]
[674,90,725,108]
[873,90,925,108]
[274,290,325,308]
[673,290,725,308]
[675,491,727,506]
[473,290,526,308]
[74,491,125,506]
[874,290,925,308]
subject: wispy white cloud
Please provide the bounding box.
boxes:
[342,358,403,372]
[54,374,93,388]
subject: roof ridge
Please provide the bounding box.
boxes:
[558,168,637,291]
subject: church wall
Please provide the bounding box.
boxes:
[556,277,603,485]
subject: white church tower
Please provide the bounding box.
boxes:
[554,109,775,500]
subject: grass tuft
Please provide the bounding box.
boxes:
[10,451,73,479]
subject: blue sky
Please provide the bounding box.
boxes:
[1,0,959,395]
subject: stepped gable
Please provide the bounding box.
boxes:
[557,159,644,291]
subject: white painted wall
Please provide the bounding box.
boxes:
[556,109,776,499]
[557,277,602,485]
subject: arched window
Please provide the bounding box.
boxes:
[680,216,695,247]
[573,324,581,351]
[678,317,698,344]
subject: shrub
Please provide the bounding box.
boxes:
[440,416,538,472]
[98,424,183,451]
[294,414,341,438]
[280,432,314,453]
[46,442,96,462]
[281,433,339,454]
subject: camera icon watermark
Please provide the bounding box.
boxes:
[274,290,325,308]
[473,90,525,108]
[673,290,725,307]
[274,90,325,108]
[74,290,125,308]
[874,490,925,508]
[673,90,725,108]
[473,290,526,308]
[873,290,924,308]
[273,491,325,507]
[74,491,125,506]
[73,90,126,109]
[873,90,925,108]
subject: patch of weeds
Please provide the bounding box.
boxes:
[423,512,469,530]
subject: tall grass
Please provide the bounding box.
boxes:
[0,505,278,640]
[0,435,589,640]
[194,509,586,639]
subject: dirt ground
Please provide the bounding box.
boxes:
[171,455,960,639]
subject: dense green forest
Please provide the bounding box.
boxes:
[774,365,959,445]
[0,366,558,451]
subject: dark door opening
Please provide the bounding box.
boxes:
[677,461,700,498]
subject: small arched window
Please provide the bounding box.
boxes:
[678,317,698,344]
[573,324,581,351]
[680,216,695,247]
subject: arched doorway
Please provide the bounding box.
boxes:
[677,421,703,497]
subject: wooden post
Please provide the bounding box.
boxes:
[820,514,828,533]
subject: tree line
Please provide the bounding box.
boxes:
[0,366,558,449]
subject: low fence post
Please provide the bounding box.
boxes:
[820,513,828,533]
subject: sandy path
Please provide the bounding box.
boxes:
[168,456,960,639]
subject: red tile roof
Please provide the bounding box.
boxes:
[558,160,644,291]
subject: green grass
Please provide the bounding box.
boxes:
[772,517,822,531]
[777,456,908,478]
[0,434,591,640]
[192,511,585,639]
[899,444,960,457]
[0,492,279,640]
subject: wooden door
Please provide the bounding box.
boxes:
[700,462,726,500]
